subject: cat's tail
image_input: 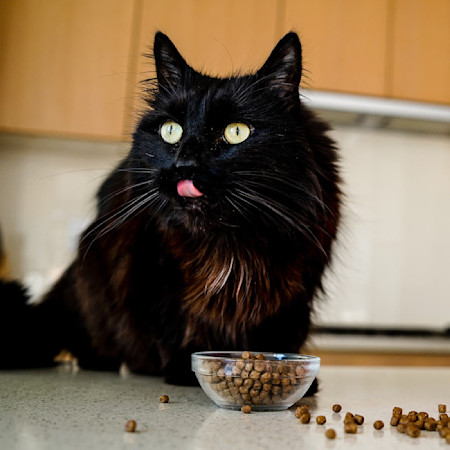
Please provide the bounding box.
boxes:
[0,278,64,368]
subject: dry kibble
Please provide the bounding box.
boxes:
[344,422,357,434]
[295,405,309,418]
[439,427,450,439]
[316,415,326,425]
[332,404,342,413]
[439,404,447,414]
[393,407,403,416]
[399,415,410,425]
[397,423,407,434]
[241,404,252,414]
[354,414,364,425]
[325,428,336,440]
[390,416,400,426]
[373,420,384,430]
[256,354,265,360]
[241,351,251,360]
[159,394,169,403]
[125,420,137,433]
[424,418,437,431]
[300,413,311,424]
[406,424,421,438]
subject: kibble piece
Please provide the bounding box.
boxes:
[418,412,429,421]
[439,404,447,414]
[424,418,437,431]
[373,420,384,430]
[241,351,251,360]
[332,404,342,413]
[325,428,336,439]
[300,413,311,424]
[397,423,407,434]
[344,414,355,425]
[241,404,252,414]
[125,420,137,432]
[344,422,357,434]
[159,394,169,403]
[439,427,450,439]
[390,416,400,426]
[406,424,421,438]
[316,415,326,425]
[256,354,265,360]
[407,411,418,422]
[399,415,410,425]
[294,405,308,418]
[393,407,403,416]
[354,414,364,425]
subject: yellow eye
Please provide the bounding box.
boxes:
[224,123,250,144]
[160,121,183,144]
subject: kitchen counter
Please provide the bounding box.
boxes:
[1,365,449,449]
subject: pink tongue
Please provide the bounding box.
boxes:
[177,180,204,198]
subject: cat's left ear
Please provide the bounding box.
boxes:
[153,32,188,88]
[258,32,302,99]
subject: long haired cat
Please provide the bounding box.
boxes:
[0,32,341,385]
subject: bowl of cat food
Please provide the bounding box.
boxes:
[191,351,320,411]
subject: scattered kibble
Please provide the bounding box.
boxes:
[332,404,342,413]
[406,424,421,438]
[125,420,137,433]
[300,412,311,424]
[325,428,336,439]
[354,414,364,425]
[439,405,447,414]
[373,420,384,430]
[159,394,169,403]
[316,415,326,425]
[241,404,252,414]
[295,405,309,418]
[344,422,357,434]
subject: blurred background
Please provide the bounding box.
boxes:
[0,0,449,364]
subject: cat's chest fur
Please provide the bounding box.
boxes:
[163,229,304,345]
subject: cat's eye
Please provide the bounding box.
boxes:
[224,123,250,144]
[160,121,183,144]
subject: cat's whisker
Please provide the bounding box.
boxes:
[232,184,327,256]
[82,188,157,245]
[97,179,154,209]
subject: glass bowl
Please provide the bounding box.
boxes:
[191,351,320,411]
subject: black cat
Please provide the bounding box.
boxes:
[0,32,341,386]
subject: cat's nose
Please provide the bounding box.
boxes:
[174,137,203,168]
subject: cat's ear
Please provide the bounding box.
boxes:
[153,32,188,87]
[258,32,302,99]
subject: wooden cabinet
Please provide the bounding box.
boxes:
[390,0,450,105]
[128,0,280,127]
[0,0,448,141]
[0,0,136,140]
[282,0,390,98]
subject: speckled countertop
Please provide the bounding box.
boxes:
[1,365,449,449]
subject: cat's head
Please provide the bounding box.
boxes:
[128,32,329,239]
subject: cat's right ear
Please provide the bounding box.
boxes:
[153,32,187,88]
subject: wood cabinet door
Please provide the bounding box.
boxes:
[0,0,136,139]
[128,0,280,124]
[390,0,450,104]
[282,0,389,97]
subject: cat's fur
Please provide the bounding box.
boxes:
[0,32,340,385]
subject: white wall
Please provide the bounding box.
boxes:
[0,134,127,298]
[1,128,449,329]
[318,126,450,329]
